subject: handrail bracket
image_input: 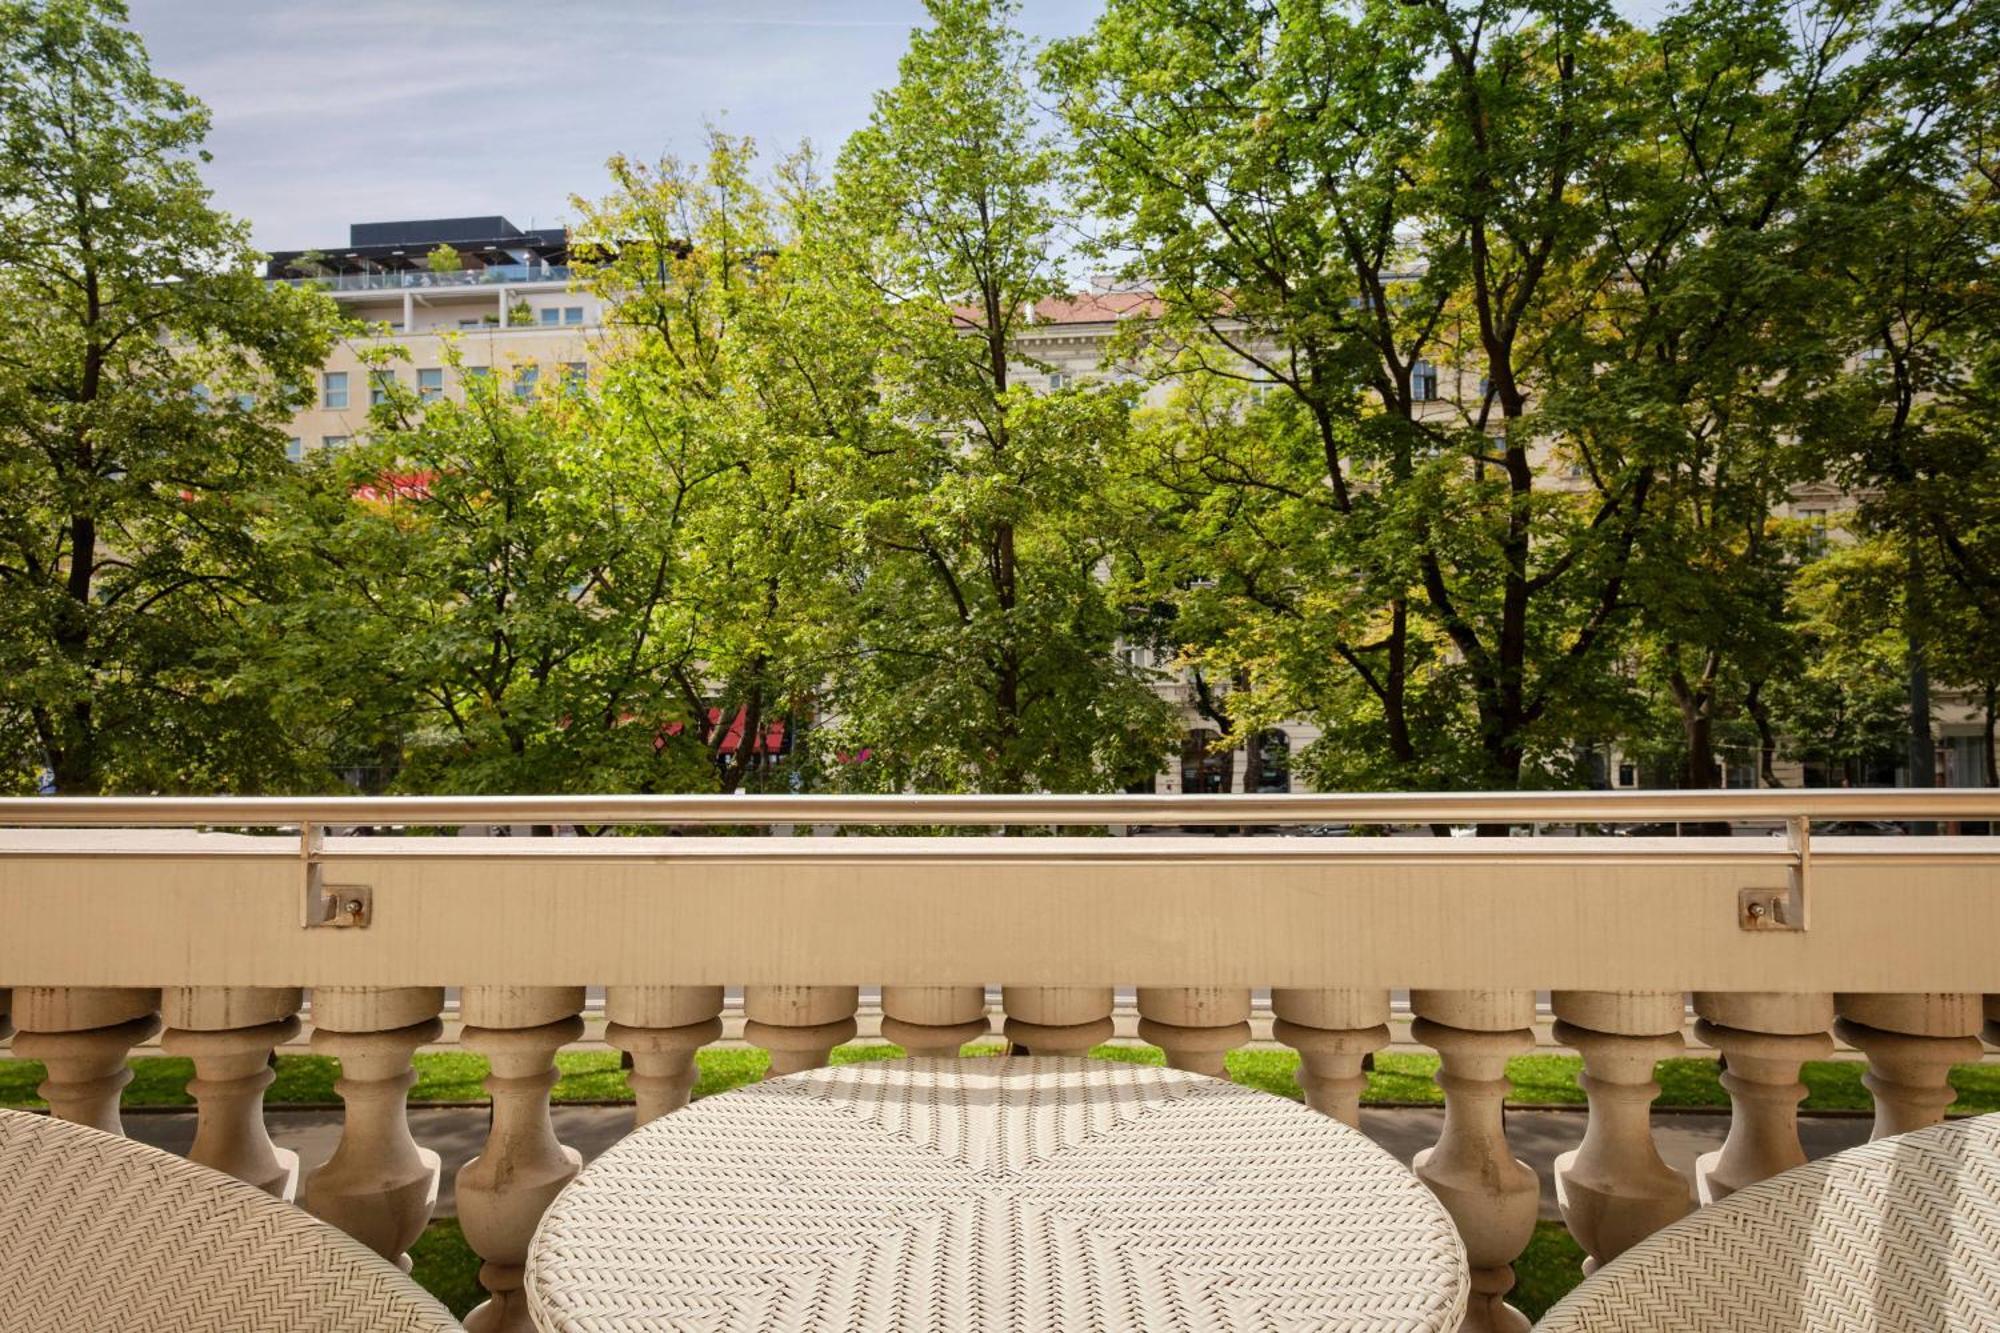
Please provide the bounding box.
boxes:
[300,821,372,929]
[1741,814,1809,932]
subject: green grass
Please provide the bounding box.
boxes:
[1514,1221,1591,1318]
[408,1218,484,1318]
[6,1043,2000,1113]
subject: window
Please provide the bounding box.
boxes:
[562,361,588,390]
[463,366,492,384]
[1411,360,1439,402]
[563,306,584,325]
[1800,507,1829,555]
[285,437,304,463]
[514,366,539,398]
[1179,728,1231,795]
[1048,372,1068,391]
[417,368,444,402]
[539,308,560,326]
[321,435,349,452]
[1616,761,1638,788]
[1253,729,1291,793]
[369,370,395,406]
[458,318,484,329]
[322,372,348,410]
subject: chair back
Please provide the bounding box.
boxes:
[0,1108,461,1332]
[1534,1115,2000,1331]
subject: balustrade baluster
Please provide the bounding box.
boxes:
[1691,992,1833,1202]
[1136,987,1251,1077]
[605,985,724,1124]
[744,985,858,1077]
[300,986,444,1271]
[1001,986,1115,1056]
[10,986,160,1134]
[456,986,585,1333]
[1409,989,1538,1333]
[880,985,990,1058]
[1270,988,1391,1126]
[1835,992,1982,1138]
[1550,989,1690,1274]
[159,986,303,1199]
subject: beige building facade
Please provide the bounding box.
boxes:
[267,216,603,461]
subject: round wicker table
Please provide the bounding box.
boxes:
[526,1056,1467,1332]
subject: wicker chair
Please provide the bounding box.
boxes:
[1534,1114,2000,1331]
[0,1108,461,1332]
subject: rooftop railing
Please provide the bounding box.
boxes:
[271,264,572,292]
[3,787,1998,1328]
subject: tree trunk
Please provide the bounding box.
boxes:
[1745,681,1781,788]
[1681,706,1720,790]
[1906,538,1935,792]
[1983,682,1998,789]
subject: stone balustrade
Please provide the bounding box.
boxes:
[2,790,1998,1333]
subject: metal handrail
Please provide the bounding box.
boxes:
[2,789,1998,827]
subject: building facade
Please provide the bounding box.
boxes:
[267,216,603,461]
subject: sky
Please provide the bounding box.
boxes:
[123,1,1105,254]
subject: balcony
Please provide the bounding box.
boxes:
[2,789,1998,1327]
[273,264,573,293]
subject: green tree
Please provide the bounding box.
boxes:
[1550,0,1940,791]
[259,357,691,793]
[267,137,843,796]
[1052,0,1647,789]
[0,0,336,792]
[1769,537,1915,785]
[572,133,847,792]
[817,0,1177,793]
[1811,18,2000,786]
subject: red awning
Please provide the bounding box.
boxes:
[660,708,787,755]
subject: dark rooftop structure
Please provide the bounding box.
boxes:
[265,216,568,279]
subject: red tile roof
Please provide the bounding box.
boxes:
[1025,291,1165,324]
[951,290,1166,330]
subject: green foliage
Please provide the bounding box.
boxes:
[808,0,1180,793]
[5,0,1996,797]
[256,358,730,793]
[1766,537,1915,782]
[1051,0,1998,793]
[0,0,337,793]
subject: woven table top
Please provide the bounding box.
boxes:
[1536,1113,2000,1332]
[526,1056,1467,1332]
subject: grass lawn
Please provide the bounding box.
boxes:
[6,1041,1998,1113]
[7,1041,1996,1316]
